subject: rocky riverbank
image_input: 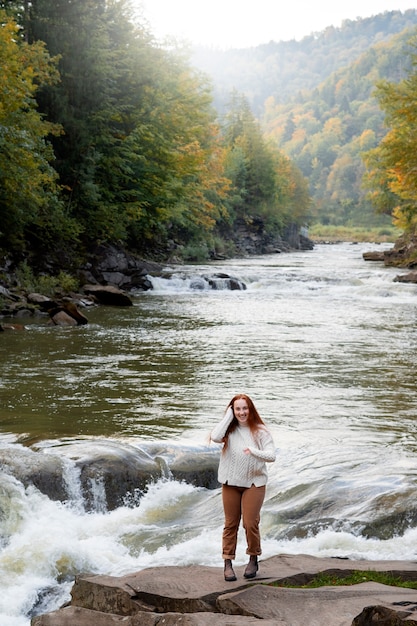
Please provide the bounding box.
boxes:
[363,232,417,270]
[32,554,417,625]
[0,243,249,324]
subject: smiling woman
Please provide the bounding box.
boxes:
[210,394,276,582]
[139,0,415,48]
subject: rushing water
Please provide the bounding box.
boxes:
[1,242,417,625]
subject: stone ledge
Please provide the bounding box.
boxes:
[32,554,417,626]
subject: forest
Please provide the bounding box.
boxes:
[0,0,310,274]
[2,2,417,277]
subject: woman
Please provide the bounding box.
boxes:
[211,394,276,582]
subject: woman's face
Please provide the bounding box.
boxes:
[233,398,249,424]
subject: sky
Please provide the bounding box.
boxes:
[140,0,415,49]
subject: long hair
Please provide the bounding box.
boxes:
[222,394,265,451]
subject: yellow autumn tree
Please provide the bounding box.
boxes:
[363,37,417,232]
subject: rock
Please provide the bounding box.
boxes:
[352,605,417,624]
[31,606,146,625]
[32,555,417,626]
[55,440,161,510]
[205,273,247,290]
[31,605,278,625]
[0,447,67,501]
[393,271,417,284]
[48,301,88,326]
[27,293,57,310]
[0,285,19,301]
[383,233,417,268]
[0,323,25,330]
[363,251,386,261]
[84,243,162,291]
[82,284,133,306]
[48,310,78,326]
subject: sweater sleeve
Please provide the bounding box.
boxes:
[210,407,234,443]
[247,428,276,463]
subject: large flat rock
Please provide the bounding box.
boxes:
[33,554,417,625]
[217,581,417,625]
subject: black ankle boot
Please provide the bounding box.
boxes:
[224,559,237,581]
[244,555,258,579]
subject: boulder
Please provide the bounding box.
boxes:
[48,301,88,326]
[48,310,78,326]
[0,447,67,501]
[393,271,417,284]
[352,605,417,624]
[363,251,386,261]
[27,293,57,310]
[82,284,133,306]
[383,233,417,267]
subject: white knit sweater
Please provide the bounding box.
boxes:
[211,408,276,487]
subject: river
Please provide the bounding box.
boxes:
[1,242,417,625]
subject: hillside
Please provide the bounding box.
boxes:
[264,29,417,227]
[191,10,417,229]
[192,10,417,115]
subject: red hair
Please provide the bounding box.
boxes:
[222,394,265,451]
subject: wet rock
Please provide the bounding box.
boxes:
[48,310,78,326]
[393,271,417,284]
[139,442,220,489]
[57,440,161,510]
[0,447,67,501]
[205,273,247,291]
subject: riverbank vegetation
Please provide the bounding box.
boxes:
[3,3,417,281]
[0,0,311,276]
[309,225,401,243]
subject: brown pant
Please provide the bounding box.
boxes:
[221,483,266,560]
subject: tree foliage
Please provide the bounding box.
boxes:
[262,30,416,228]
[220,91,310,237]
[0,8,79,258]
[0,0,312,268]
[363,38,417,232]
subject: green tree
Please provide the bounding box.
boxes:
[0,9,75,257]
[221,91,311,236]
[23,0,230,256]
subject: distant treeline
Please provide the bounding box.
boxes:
[0,0,311,272]
[193,10,417,230]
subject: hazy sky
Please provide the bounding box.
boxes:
[140,0,415,48]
